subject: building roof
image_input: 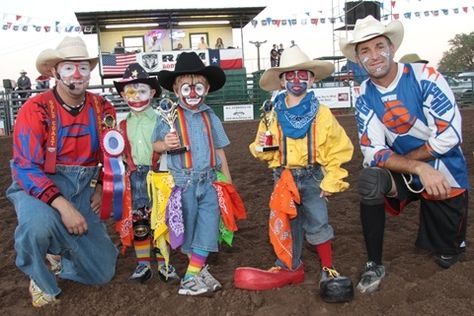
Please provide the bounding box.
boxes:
[75,7,266,32]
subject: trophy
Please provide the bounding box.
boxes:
[158,98,188,155]
[256,99,279,152]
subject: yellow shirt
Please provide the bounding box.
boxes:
[249,104,354,193]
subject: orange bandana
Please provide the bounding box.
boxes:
[269,169,300,268]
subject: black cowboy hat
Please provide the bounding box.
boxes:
[113,63,161,95]
[158,52,226,93]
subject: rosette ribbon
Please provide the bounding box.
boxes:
[100,129,126,221]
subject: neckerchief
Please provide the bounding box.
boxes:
[274,91,319,139]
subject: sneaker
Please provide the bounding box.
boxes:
[158,264,180,283]
[129,264,153,283]
[178,275,213,296]
[319,267,354,303]
[46,254,62,275]
[29,279,57,307]
[199,265,222,292]
[435,254,461,269]
[356,261,385,294]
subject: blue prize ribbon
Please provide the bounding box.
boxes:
[110,157,124,221]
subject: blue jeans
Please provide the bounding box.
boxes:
[171,168,219,254]
[273,166,334,270]
[130,165,151,210]
[6,164,118,296]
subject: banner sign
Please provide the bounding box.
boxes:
[223,104,254,121]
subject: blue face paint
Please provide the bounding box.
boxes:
[286,81,308,96]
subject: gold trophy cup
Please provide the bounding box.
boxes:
[158,98,188,154]
[256,99,279,152]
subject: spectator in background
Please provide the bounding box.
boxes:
[290,40,297,47]
[35,75,50,90]
[270,44,279,67]
[17,70,32,101]
[399,53,429,64]
[148,35,162,52]
[215,37,225,49]
[113,42,125,54]
[198,36,209,50]
[175,43,183,50]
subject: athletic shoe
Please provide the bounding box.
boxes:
[435,254,461,269]
[319,266,354,303]
[158,264,180,283]
[356,261,385,294]
[234,264,304,290]
[129,264,153,283]
[199,265,222,292]
[29,279,57,307]
[178,275,213,296]
[46,254,62,275]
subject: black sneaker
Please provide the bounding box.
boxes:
[129,264,153,283]
[435,254,461,269]
[356,261,385,294]
[158,264,180,283]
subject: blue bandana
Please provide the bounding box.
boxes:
[274,91,319,139]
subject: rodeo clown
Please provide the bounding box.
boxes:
[234,46,355,303]
[112,63,179,283]
[152,52,246,296]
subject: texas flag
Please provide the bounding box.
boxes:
[208,49,243,70]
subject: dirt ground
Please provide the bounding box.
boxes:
[1,109,474,316]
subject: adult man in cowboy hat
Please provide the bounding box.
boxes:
[235,46,354,303]
[16,69,32,103]
[339,16,468,294]
[112,63,179,284]
[6,36,118,307]
[152,52,232,296]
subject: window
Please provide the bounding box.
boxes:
[190,33,209,50]
[123,36,144,53]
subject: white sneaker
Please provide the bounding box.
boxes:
[29,279,57,307]
[356,261,385,294]
[178,275,213,296]
[199,265,222,291]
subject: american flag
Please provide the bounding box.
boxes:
[101,53,137,76]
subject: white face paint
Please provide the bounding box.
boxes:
[123,83,153,112]
[57,61,91,92]
[174,75,209,110]
[356,37,393,79]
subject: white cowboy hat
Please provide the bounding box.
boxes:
[259,46,334,91]
[36,36,99,77]
[339,15,404,63]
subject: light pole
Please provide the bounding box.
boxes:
[249,40,267,71]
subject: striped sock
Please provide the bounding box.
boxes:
[134,238,152,266]
[184,248,209,280]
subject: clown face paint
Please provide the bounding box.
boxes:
[57,61,91,91]
[174,75,209,109]
[123,83,153,112]
[356,37,393,79]
[283,70,310,96]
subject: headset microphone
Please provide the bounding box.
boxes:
[56,73,75,90]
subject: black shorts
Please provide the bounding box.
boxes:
[384,172,468,255]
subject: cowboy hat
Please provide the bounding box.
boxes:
[20,69,27,74]
[339,15,404,63]
[259,46,334,91]
[158,52,226,93]
[113,63,161,95]
[399,53,428,64]
[36,36,99,77]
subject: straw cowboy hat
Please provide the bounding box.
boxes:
[158,52,226,92]
[339,15,404,63]
[36,36,99,77]
[259,46,335,91]
[399,53,428,64]
[113,63,161,95]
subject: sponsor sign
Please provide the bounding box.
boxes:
[223,104,254,121]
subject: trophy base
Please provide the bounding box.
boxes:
[256,145,279,152]
[167,146,188,155]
